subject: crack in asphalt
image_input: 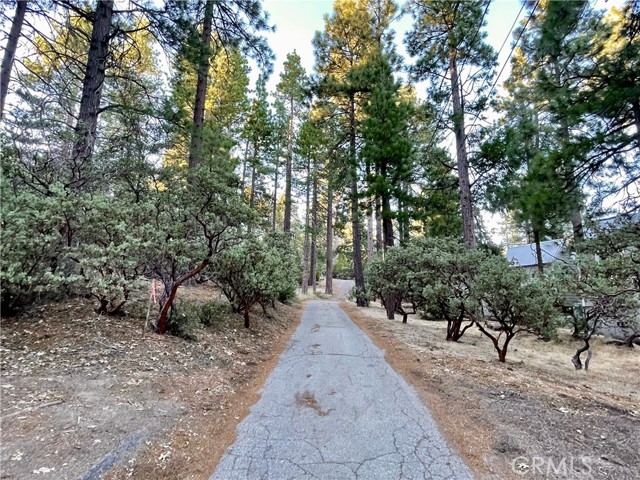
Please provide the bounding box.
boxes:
[210,301,472,480]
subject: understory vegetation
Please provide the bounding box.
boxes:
[1,0,638,365]
[364,225,640,363]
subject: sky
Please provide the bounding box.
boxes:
[260,0,623,91]
[260,0,526,93]
[258,0,626,245]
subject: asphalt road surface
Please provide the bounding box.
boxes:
[210,300,473,480]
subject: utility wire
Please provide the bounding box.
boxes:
[419,0,492,156]
[465,0,541,138]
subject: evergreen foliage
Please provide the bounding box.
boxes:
[212,233,299,328]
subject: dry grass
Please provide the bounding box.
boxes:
[343,302,640,480]
[1,284,302,480]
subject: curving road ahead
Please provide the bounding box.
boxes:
[210,300,473,480]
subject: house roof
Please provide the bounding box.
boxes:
[505,239,565,267]
[596,212,640,231]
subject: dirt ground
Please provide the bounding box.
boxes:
[1,284,302,480]
[343,301,640,480]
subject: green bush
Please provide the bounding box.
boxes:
[474,256,559,362]
[167,300,232,339]
[0,184,77,315]
[332,252,354,279]
[364,237,485,335]
[198,301,233,327]
[212,232,299,328]
[167,300,202,341]
[363,236,561,362]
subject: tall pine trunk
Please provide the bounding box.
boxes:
[533,229,544,275]
[0,0,26,120]
[272,145,280,231]
[309,164,319,291]
[375,195,382,253]
[188,0,214,170]
[633,99,640,150]
[382,194,394,249]
[448,46,475,248]
[241,138,250,191]
[284,97,294,232]
[325,184,334,295]
[381,161,394,249]
[248,158,256,235]
[367,206,374,260]
[71,0,114,188]
[554,62,583,243]
[301,157,311,294]
[349,93,366,306]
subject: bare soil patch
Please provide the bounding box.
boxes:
[1,285,301,479]
[342,302,640,480]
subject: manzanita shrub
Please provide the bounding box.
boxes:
[212,232,299,328]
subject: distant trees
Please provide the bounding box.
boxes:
[277,51,308,233]
[361,51,413,251]
[1,0,638,344]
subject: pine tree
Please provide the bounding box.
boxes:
[406,0,496,248]
[243,76,274,234]
[360,51,413,250]
[0,0,27,119]
[276,51,308,233]
[313,0,396,306]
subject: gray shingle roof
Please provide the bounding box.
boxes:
[505,239,565,267]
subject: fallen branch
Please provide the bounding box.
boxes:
[2,400,64,420]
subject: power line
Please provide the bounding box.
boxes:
[419,0,492,156]
[465,0,541,138]
[459,0,525,95]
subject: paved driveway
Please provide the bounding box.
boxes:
[210,301,472,479]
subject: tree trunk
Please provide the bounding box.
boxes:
[248,161,256,235]
[71,0,114,188]
[241,138,250,191]
[382,192,394,250]
[446,311,475,342]
[397,197,404,243]
[188,0,214,170]
[448,46,475,248]
[325,184,334,295]
[570,206,584,244]
[554,62,583,243]
[533,229,544,275]
[625,331,640,347]
[301,157,311,294]
[498,332,514,363]
[385,293,397,320]
[0,0,26,120]
[244,305,251,328]
[572,339,590,370]
[272,145,279,231]
[284,97,294,232]
[632,99,640,150]
[498,346,508,363]
[349,93,366,306]
[156,259,211,334]
[367,206,374,261]
[375,195,382,253]
[309,163,319,291]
